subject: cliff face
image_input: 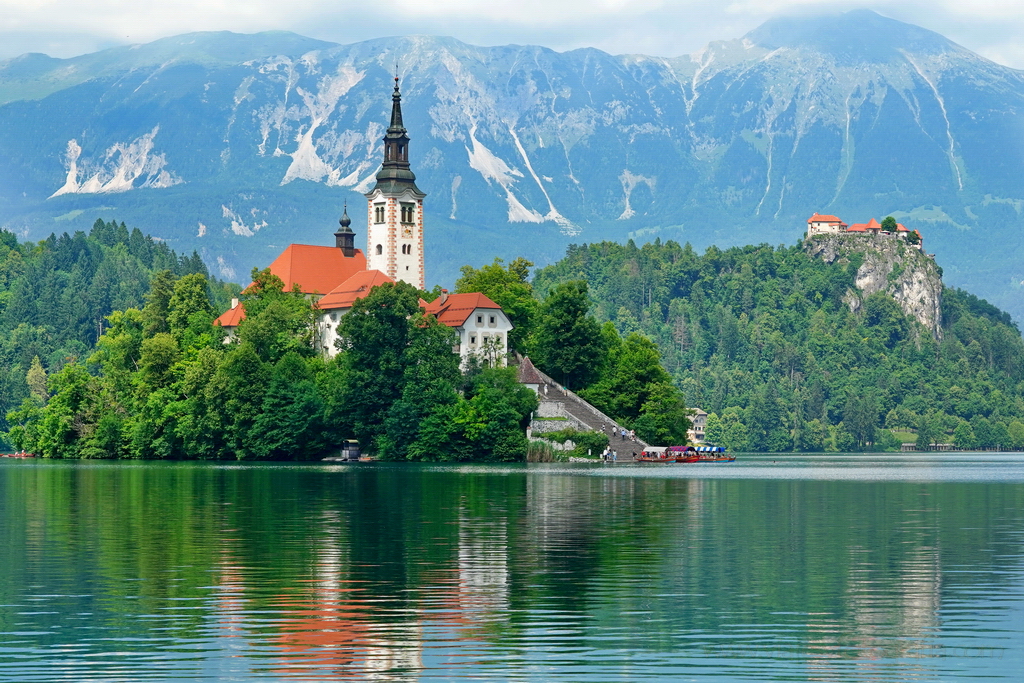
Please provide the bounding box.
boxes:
[804,234,944,339]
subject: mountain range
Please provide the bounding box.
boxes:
[2,10,1023,318]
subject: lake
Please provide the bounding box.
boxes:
[2,454,1024,681]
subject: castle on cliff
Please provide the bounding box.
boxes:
[806,213,923,251]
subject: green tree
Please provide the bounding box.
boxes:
[580,332,672,423]
[704,412,724,445]
[249,352,324,460]
[533,280,605,389]
[335,281,423,451]
[631,383,692,445]
[915,413,934,451]
[1008,421,1024,449]
[881,216,898,232]
[953,421,978,450]
[236,268,315,363]
[26,356,47,403]
[719,408,750,452]
[379,316,462,461]
[142,270,176,337]
[167,273,215,345]
[208,342,269,459]
[139,333,180,390]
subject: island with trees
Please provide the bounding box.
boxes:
[4,219,1024,457]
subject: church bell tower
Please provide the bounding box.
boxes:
[365,77,426,289]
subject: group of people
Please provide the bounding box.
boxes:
[602,424,637,442]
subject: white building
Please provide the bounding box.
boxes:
[313,273,513,366]
[806,213,847,237]
[423,291,513,368]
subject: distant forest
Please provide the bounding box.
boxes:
[0,220,239,440]
[532,240,1024,451]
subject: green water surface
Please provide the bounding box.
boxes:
[1,455,1023,681]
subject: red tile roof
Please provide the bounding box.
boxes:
[866,218,881,230]
[264,244,366,296]
[808,213,843,223]
[214,302,245,328]
[315,270,395,310]
[896,223,909,232]
[846,223,867,232]
[423,292,503,328]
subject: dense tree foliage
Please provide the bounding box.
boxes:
[6,262,537,461]
[533,239,1024,451]
[0,220,238,447]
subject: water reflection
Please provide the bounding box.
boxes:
[0,457,1023,681]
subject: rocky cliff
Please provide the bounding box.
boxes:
[804,234,944,339]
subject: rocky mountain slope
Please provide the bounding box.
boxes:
[2,12,1024,318]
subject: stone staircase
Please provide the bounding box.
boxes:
[516,356,649,452]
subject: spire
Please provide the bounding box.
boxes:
[389,75,405,132]
[369,75,423,196]
[334,201,356,256]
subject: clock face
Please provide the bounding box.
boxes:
[402,226,413,238]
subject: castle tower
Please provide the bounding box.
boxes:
[365,77,426,289]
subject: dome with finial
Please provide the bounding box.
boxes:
[335,201,356,256]
[337,203,353,233]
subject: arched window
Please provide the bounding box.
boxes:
[376,244,383,255]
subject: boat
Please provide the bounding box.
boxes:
[634,446,700,463]
[1,452,37,458]
[692,445,736,462]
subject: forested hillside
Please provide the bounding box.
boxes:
[0,220,237,445]
[533,240,1024,451]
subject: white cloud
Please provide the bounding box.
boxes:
[3,0,1024,68]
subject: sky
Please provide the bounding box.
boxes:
[2,0,1024,69]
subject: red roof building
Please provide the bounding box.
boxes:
[806,213,848,237]
[213,299,245,329]
[422,292,502,327]
[265,244,367,296]
[315,270,395,311]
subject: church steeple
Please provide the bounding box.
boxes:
[365,76,426,290]
[372,76,422,195]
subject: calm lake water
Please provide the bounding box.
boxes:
[2,454,1024,681]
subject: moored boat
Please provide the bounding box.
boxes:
[635,446,701,463]
[692,445,736,462]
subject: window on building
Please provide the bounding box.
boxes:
[400,204,414,223]
[376,244,383,255]
[489,315,496,325]
[476,315,483,324]
[470,335,476,345]
[398,144,404,158]
[374,205,385,223]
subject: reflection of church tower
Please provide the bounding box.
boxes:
[365,77,426,289]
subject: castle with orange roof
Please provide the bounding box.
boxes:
[806,213,923,250]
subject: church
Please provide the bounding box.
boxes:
[214,77,512,367]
